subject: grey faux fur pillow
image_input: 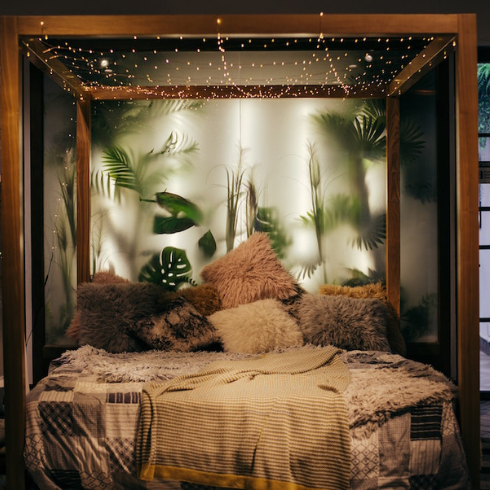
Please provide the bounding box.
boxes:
[127,299,219,352]
[77,282,162,353]
[297,293,391,352]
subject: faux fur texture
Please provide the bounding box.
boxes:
[66,270,130,342]
[208,299,304,354]
[318,283,406,356]
[200,232,299,309]
[51,345,255,382]
[51,347,456,437]
[340,350,457,437]
[77,281,162,353]
[297,293,391,352]
[127,298,219,352]
[156,284,222,316]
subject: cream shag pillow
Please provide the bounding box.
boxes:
[200,232,299,309]
[208,299,304,354]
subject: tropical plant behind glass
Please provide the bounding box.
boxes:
[91,100,200,282]
[300,99,424,283]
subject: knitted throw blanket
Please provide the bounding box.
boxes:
[137,345,351,490]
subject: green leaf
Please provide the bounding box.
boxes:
[102,146,140,193]
[155,191,203,223]
[153,216,196,234]
[139,246,193,291]
[198,230,217,258]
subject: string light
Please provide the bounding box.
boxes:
[25,28,440,100]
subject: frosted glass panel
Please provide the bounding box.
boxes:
[90,97,387,292]
[399,74,439,342]
[43,77,77,343]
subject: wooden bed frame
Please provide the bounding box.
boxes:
[0,13,480,489]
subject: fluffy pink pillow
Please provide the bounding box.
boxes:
[200,232,299,309]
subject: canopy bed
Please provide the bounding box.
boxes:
[0,13,480,489]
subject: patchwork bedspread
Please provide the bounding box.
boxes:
[24,347,471,489]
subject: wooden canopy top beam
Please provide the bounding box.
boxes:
[14,14,462,37]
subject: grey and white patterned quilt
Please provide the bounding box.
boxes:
[24,347,471,489]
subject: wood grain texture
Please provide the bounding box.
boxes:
[387,35,455,97]
[77,99,92,285]
[386,96,401,316]
[15,14,460,37]
[455,13,480,490]
[0,16,27,490]
[21,38,87,100]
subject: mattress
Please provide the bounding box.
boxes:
[24,346,471,489]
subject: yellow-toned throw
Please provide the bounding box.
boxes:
[137,346,351,490]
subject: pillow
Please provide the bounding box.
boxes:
[66,270,130,343]
[207,299,304,354]
[297,293,391,352]
[156,284,222,316]
[200,232,299,309]
[77,282,162,353]
[318,283,406,356]
[127,298,219,352]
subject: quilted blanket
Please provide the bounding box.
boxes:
[24,347,471,489]
[137,346,351,490]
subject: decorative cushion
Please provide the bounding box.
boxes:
[208,299,304,354]
[77,282,162,353]
[318,283,406,356]
[127,298,219,352]
[200,232,299,309]
[297,293,391,352]
[66,270,130,343]
[156,284,222,316]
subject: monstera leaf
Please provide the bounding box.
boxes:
[139,246,194,291]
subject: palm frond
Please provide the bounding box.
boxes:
[351,115,386,158]
[351,212,386,251]
[297,261,320,280]
[90,169,122,202]
[159,131,199,156]
[360,99,386,121]
[102,146,141,194]
[400,119,425,164]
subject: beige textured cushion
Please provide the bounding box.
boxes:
[200,232,299,309]
[208,299,304,354]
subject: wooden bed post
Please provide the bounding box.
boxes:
[455,13,480,489]
[76,98,92,285]
[386,96,401,316]
[0,16,27,490]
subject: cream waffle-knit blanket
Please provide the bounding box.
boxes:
[137,345,351,490]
